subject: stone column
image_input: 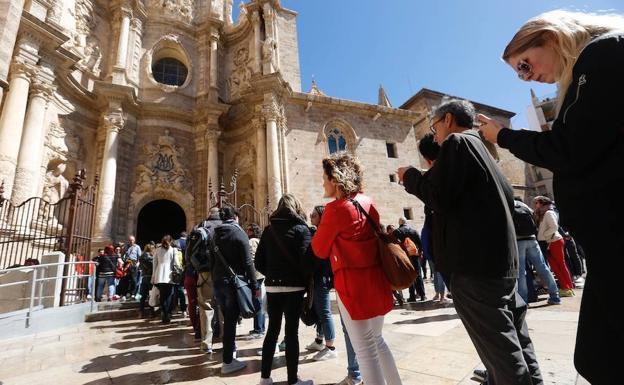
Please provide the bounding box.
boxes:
[251,11,261,73]
[262,98,282,209]
[94,107,125,243]
[115,8,131,68]
[11,64,56,205]
[253,118,267,209]
[209,31,219,88]
[0,59,35,196]
[278,119,290,194]
[0,0,26,101]
[205,129,220,191]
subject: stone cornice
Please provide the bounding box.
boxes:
[290,91,423,123]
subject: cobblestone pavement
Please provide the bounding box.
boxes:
[0,283,585,385]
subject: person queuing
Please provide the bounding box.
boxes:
[477,11,624,382]
[398,99,543,385]
[416,134,448,304]
[254,194,314,385]
[211,206,259,375]
[306,205,338,362]
[247,223,267,337]
[138,244,155,317]
[94,245,118,302]
[532,196,575,298]
[312,154,402,385]
[151,235,181,324]
[392,217,426,302]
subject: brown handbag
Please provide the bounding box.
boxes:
[351,199,418,290]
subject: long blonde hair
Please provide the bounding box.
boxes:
[273,193,308,222]
[503,10,624,110]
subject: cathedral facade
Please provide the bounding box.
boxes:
[0,0,525,246]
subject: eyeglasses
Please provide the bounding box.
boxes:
[516,59,532,80]
[429,117,443,134]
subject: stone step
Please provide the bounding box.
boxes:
[84,300,141,322]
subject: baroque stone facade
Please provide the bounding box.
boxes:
[0,0,525,246]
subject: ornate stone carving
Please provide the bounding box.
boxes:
[75,0,97,34]
[228,47,252,100]
[262,37,278,74]
[149,0,194,23]
[35,162,70,229]
[47,0,63,25]
[9,59,36,82]
[262,94,283,122]
[132,129,193,200]
[45,123,69,161]
[102,107,125,133]
[77,36,102,76]
[29,78,56,100]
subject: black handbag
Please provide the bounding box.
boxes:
[210,236,258,319]
[269,227,318,326]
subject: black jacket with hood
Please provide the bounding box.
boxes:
[254,207,313,288]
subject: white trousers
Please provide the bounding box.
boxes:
[337,294,402,385]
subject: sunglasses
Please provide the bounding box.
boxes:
[516,59,532,80]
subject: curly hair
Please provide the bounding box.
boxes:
[322,154,364,196]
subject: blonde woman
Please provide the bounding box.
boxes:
[478,11,624,384]
[312,154,401,385]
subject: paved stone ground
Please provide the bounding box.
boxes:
[0,282,586,385]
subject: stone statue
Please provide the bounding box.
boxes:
[262,37,278,74]
[80,38,102,76]
[37,163,70,229]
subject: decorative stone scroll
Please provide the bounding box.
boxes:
[149,0,194,23]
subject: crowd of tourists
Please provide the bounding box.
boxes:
[92,9,620,385]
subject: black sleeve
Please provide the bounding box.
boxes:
[403,135,471,215]
[498,37,624,174]
[392,228,404,243]
[254,230,269,276]
[409,229,423,250]
[296,225,314,280]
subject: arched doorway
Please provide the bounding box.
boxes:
[136,199,186,247]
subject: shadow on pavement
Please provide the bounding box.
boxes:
[393,313,460,325]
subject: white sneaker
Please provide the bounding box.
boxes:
[305,340,324,351]
[258,377,273,385]
[86,294,93,300]
[313,347,337,361]
[221,358,247,374]
[292,378,314,385]
[336,376,363,385]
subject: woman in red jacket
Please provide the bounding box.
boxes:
[311,154,402,385]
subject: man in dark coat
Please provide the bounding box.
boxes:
[398,98,543,385]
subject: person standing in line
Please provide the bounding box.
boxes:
[416,134,448,304]
[392,217,426,302]
[398,99,543,385]
[306,205,338,362]
[247,223,267,337]
[513,198,561,305]
[312,154,402,385]
[170,240,187,315]
[255,194,314,385]
[138,244,155,317]
[151,235,181,324]
[477,11,624,382]
[532,196,575,298]
[95,245,118,302]
[211,206,259,374]
[123,235,142,299]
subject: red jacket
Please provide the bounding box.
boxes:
[311,193,393,320]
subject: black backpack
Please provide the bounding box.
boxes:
[187,223,215,272]
[512,201,538,238]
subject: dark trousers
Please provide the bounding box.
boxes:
[184,274,199,333]
[253,278,266,334]
[261,291,304,384]
[156,283,174,322]
[174,284,186,312]
[408,256,425,299]
[139,277,152,312]
[451,274,543,385]
[214,278,240,364]
[573,228,624,385]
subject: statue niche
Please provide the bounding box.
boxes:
[228,47,252,100]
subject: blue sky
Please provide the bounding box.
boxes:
[238,1,623,128]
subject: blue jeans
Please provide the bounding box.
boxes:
[340,314,361,381]
[96,276,115,301]
[314,276,335,341]
[253,278,266,333]
[517,239,559,302]
[429,260,446,294]
[214,277,240,364]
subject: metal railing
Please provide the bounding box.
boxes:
[0,261,97,328]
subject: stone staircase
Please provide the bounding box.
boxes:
[84,300,141,322]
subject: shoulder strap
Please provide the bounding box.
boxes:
[209,233,237,278]
[350,199,384,239]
